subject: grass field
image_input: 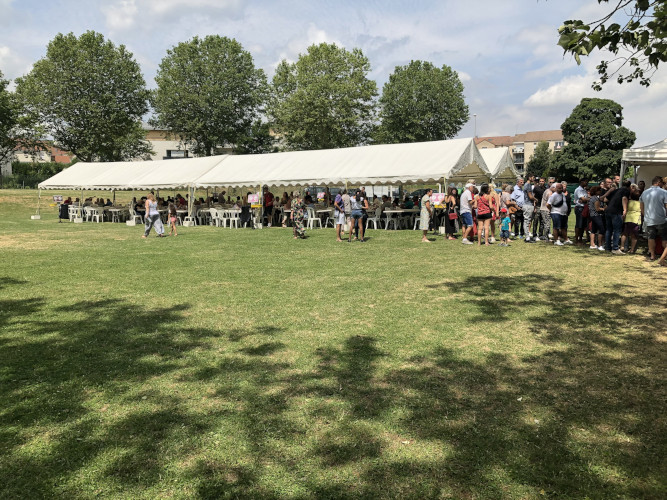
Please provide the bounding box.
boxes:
[1,189,665,499]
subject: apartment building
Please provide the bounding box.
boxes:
[475,130,564,172]
[143,123,234,160]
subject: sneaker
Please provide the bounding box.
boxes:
[598,246,605,251]
[564,240,573,245]
[525,236,531,242]
[554,240,564,246]
[499,242,506,247]
[510,232,515,237]
[462,238,473,245]
[611,249,625,255]
[589,245,597,249]
[548,233,553,239]
[489,237,496,243]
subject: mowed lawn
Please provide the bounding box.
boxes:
[1,189,665,499]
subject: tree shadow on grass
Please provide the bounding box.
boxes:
[1,274,665,498]
[0,284,286,498]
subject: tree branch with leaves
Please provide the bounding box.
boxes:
[557,0,666,90]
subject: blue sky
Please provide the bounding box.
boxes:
[1,0,665,145]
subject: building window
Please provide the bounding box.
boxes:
[554,141,564,150]
[165,150,189,159]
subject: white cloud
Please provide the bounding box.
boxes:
[272,24,343,69]
[102,0,138,31]
[0,44,32,81]
[457,71,471,82]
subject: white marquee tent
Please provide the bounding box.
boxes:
[195,138,490,188]
[621,138,667,185]
[479,147,519,183]
[36,138,492,219]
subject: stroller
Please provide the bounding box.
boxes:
[58,203,69,222]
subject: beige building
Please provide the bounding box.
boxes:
[475,130,564,173]
[143,123,234,160]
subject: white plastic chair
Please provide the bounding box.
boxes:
[128,206,143,224]
[209,208,221,227]
[90,207,102,223]
[306,207,322,229]
[227,210,240,229]
[366,207,382,229]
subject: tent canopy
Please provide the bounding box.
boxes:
[195,138,490,188]
[621,138,667,185]
[38,138,491,191]
[38,156,226,190]
[479,147,519,183]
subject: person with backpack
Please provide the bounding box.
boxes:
[547,183,568,246]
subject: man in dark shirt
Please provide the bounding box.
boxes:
[605,180,631,254]
[531,177,546,239]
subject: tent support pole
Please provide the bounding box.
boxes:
[259,184,263,228]
[37,188,41,216]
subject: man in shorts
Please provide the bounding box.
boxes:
[547,183,568,245]
[459,183,475,244]
[640,175,667,263]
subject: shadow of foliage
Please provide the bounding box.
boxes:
[1,274,665,498]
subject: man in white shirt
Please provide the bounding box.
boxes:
[459,183,475,244]
[547,183,569,245]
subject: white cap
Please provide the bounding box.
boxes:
[465,183,474,189]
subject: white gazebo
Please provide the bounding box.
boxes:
[621,138,667,185]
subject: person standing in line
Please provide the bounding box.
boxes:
[587,186,605,250]
[639,175,667,263]
[531,177,546,239]
[459,183,475,244]
[488,183,500,243]
[605,180,631,254]
[474,183,493,246]
[142,193,165,238]
[355,187,369,239]
[523,175,536,242]
[539,182,553,241]
[291,191,307,239]
[263,186,274,227]
[561,181,574,244]
[334,190,346,242]
[444,187,458,240]
[420,188,433,243]
[511,178,526,238]
[547,183,568,246]
[573,179,590,245]
[621,186,641,254]
[499,207,511,246]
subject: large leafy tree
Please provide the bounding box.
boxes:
[525,141,553,178]
[375,60,468,144]
[552,98,635,180]
[152,35,267,157]
[15,31,152,162]
[0,71,16,167]
[558,1,666,90]
[268,43,378,150]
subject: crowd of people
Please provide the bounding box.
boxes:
[440,174,667,266]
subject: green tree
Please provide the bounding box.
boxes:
[152,35,267,157]
[15,31,152,162]
[0,71,16,167]
[558,1,666,90]
[234,120,277,155]
[525,141,553,178]
[375,60,468,143]
[552,97,635,180]
[268,43,378,150]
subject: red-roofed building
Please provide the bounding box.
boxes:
[476,130,564,172]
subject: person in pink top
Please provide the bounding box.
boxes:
[474,183,493,246]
